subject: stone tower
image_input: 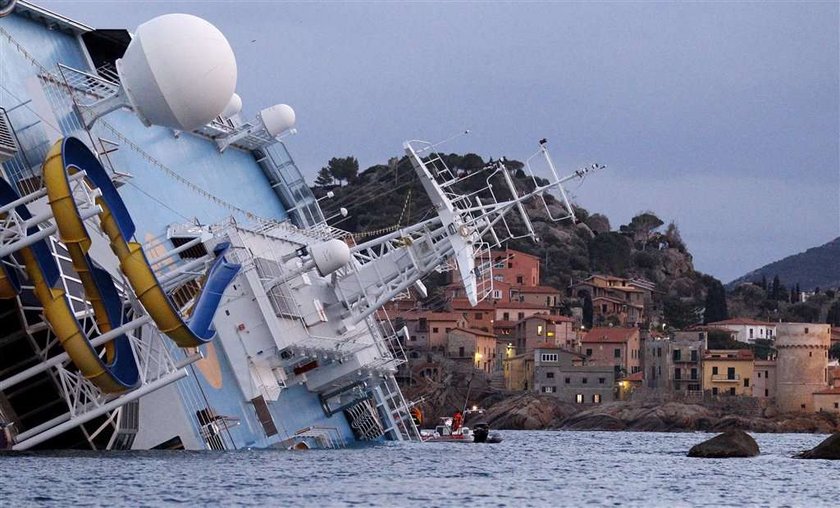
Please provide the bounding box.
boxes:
[774,323,830,412]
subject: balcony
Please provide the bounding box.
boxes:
[711,374,740,382]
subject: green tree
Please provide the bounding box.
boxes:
[703,278,728,323]
[314,167,334,187]
[830,342,840,360]
[582,294,594,329]
[664,296,700,329]
[826,301,840,326]
[457,153,485,172]
[324,156,359,186]
[620,212,664,248]
[589,232,632,275]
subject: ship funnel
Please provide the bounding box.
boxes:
[80,13,238,131]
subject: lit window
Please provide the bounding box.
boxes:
[575,394,584,404]
[593,394,601,403]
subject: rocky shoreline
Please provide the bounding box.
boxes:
[475,393,840,434]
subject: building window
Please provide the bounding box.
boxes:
[805,327,809,334]
[432,327,439,333]
[765,389,769,397]
[503,312,510,321]
[537,325,544,336]
[575,394,584,404]
[729,387,736,396]
[712,366,719,375]
[542,386,556,393]
[565,377,571,384]
[546,372,555,379]
[690,350,698,362]
[835,402,839,409]
[518,312,525,320]
[757,372,761,378]
[657,347,661,357]
[712,387,718,396]
[593,394,601,403]
[690,368,698,380]
[582,377,588,384]
[599,377,605,384]
[727,367,735,380]
[674,368,681,380]
[459,346,465,357]
[541,353,558,362]
[516,276,524,284]
[744,378,750,388]
[749,328,754,339]
[673,349,681,361]
[586,348,593,357]
[614,348,621,358]
[491,290,502,299]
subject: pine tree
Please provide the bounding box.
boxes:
[582,295,593,329]
[760,275,767,290]
[703,279,729,324]
[314,167,334,187]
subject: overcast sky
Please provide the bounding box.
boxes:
[40,1,840,283]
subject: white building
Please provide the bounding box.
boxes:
[707,318,776,344]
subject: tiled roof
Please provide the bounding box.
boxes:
[581,327,639,343]
[812,387,840,395]
[511,285,561,294]
[708,318,774,326]
[394,311,463,321]
[704,349,754,361]
[449,327,495,338]
[625,371,644,382]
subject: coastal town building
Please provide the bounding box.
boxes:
[644,331,705,396]
[445,327,497,374]
[397,311,466,351]
[753,359,777,401]
[512,314,577,354]
[570,275,653,327]
[774,323,830,412]
[532,345,614,404]
[702,349,754,397]
[706,318,775,344]
[580,327,641,379]
[812,387,840,414]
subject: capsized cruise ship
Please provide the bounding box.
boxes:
[0,1,599,450]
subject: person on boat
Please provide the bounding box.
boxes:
[452,411,463,431]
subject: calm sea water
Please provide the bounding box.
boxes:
[1,431,838,507]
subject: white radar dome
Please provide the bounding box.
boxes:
[221,93,242,118]
[259,104,296,137]
[117,13,237,131]
[309,239,351,277]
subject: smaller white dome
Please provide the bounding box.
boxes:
[309,239,350,277]
[221,93,242,118]
[259,104,296,137]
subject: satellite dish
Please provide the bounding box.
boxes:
[117,13,237,131]
[221,93,242,118]
[259,104,296,137]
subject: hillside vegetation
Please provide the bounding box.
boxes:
[312,152,725,327]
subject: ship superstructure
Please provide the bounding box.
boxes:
[0,2,598,451]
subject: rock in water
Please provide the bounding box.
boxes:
[687,430,760,458]
[796,433,840,459]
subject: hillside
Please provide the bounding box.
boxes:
[312,152,721,327]
[728,237,840,291]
